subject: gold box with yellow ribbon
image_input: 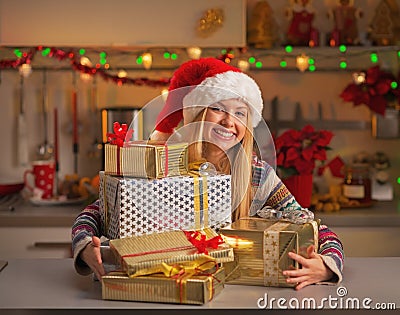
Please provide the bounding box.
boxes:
[109,228,234,277]
[104,141,188,179]
[99,172,232,239]
[220,217,318,287]
[102,266,225,305]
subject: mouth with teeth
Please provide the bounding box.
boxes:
[212,127,236,141]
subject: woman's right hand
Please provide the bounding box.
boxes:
[80,236,105,280]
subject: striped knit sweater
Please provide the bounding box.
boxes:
[72,157,344,282]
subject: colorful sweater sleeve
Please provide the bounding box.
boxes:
[250,156,314,223]
[317,224,345,284]
[71,199,103,275]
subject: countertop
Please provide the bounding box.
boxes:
[1,198,399,228]
[314,200,400,227]
[0,198,84,227]
[0,257,398,311]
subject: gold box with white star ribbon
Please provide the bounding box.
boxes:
[220,217,318,287]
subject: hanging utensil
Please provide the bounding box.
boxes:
[53,106,59,197]
[36,71,53,160]
[87,77,103,158]
[72,73,79,174]
[17,75,29,167]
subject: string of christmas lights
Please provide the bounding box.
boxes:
[0,45,399,86]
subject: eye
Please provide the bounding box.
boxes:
[236,111,247,117]
[209,105,225,113]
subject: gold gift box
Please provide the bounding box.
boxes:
[102,267,225,305]
[110,228,234,277]
[220,217,318,287]
[104,141,188,178]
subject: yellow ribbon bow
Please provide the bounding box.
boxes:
[128,254,217,278]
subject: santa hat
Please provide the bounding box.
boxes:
[154,58,264,133]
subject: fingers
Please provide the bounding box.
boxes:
[283,268,307,278]
[307,244,314,256]
[89,236,103,265]
[91,235,101,247]
[81,238,105,276]
[288,251,309,267]
[286,275,309,285]
[307,245,319,259]
[93,263,106,280]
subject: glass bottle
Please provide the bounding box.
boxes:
[342,164,372,203]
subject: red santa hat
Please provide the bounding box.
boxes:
[154,58,264,133]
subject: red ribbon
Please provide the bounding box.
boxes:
[182,230,224,255]
[164,144,169,177]
[106,122,133,147]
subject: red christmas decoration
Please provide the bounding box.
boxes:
[340,65,400,115]
[275,125,333,177]
[0,46,171,87]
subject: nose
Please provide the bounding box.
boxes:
[220,112,234,127]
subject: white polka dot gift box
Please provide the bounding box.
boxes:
[99,171,232,239]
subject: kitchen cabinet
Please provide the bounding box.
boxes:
[0,227,72,259]
[0,201,81,259]
[315,200,400,257]
[330,226,400,257]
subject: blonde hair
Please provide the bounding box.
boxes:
[187,107,254,222]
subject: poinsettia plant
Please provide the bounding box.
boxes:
[274,125,334,178]
[340,65,400,115]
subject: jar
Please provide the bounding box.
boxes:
[342,164,372,203]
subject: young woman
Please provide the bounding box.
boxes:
[72,58,344,290]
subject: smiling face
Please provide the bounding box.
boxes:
[203,98,249,154]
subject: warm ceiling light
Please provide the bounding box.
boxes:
[19,63,32,77]
[296,54,309,72]
[117,69,128,78]
[352,72,366,85]
[80,56,92,67]
[186,46,202,59]
[142,53,153,70]
[237,59,250,72]
[161,88,169,101]
[80,73,92,82]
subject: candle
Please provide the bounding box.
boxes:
[54,107,59,167]
[72,90,78,145]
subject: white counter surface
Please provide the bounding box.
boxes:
[0,257,398,311]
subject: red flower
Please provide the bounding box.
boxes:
[274,125,334,177]
[340,65,400,115]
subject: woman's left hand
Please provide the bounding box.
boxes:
[282,245,334,290]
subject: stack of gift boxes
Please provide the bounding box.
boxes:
[98,124,319,304]
[99,134,233,304]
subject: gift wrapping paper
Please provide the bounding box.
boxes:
[102,267,225,305]
[109,228,234,276]
[99,171,232,239]
[104,141,188,178]
[220,217,318,287]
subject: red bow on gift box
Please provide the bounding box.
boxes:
[183,230,224,255]
[106,122,133,147]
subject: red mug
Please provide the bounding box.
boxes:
[24,160,55,199]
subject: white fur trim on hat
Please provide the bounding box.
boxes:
[182,71,263,127]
